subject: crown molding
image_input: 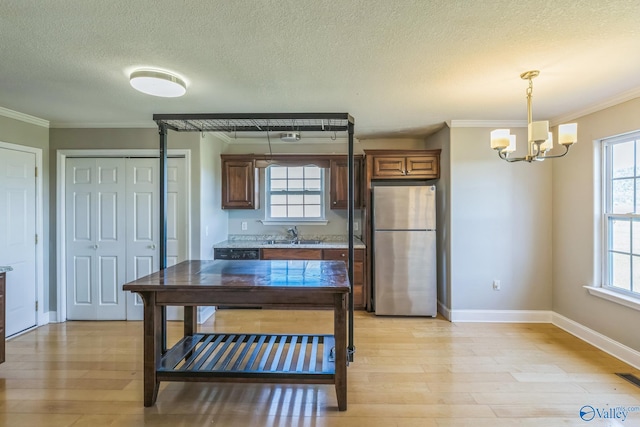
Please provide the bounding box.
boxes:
[550,87,640,126]
[50,121,156,129]
[0,106,49,128]
[448,120,527,128]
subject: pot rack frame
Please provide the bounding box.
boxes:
[153,112,356,363]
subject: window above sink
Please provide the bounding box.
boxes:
[265,165,326,223]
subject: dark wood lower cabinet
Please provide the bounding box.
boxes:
[260,248,365,309]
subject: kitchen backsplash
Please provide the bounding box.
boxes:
[227,234,359,242]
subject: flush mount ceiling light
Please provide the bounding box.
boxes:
[490,70,578,162]
[129,69,186,98]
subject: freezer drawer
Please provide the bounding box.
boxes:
[374,230,437,316]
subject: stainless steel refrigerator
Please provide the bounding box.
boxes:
[373,184,437,316]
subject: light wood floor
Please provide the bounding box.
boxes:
[1,310,639,426]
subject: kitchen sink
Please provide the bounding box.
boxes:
[264,240,292,245]
[263,239,323,245]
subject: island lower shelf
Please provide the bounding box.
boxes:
[158,333,336,383]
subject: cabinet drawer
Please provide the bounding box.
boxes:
[261,248,322,260]
[323,249,364,261]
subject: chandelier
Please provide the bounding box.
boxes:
[490,70,577,162]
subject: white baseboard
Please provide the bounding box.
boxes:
[552,313,640,370]
[197,306,216,324]
[437,300,451,320]
[450,309,553,323]
[43,311,60,323]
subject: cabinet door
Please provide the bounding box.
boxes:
[323,249,365,309]
[330,158,361,209]
[372,156,406,178]
[406,155,439,178]
[221,160,258,209]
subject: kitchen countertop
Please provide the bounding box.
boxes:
[213,237,366,249]
[0,266,13,273]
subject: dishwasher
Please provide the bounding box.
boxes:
[213,248,262,309]
[213,248,260,260]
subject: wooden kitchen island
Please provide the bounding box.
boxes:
[123,259,350,410]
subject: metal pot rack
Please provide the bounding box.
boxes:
[153,112,356,363]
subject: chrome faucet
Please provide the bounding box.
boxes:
[287,226,299,242]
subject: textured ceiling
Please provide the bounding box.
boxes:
[1,0,639,138]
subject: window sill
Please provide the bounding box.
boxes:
[260,220,329,226]
[584,285,640,312]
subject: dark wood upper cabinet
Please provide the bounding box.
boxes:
[221,156,258,209]
[330,156,363,210]
[367,150,440,180]
[371,156,406,178]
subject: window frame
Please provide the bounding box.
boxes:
[601,130,640,299]
[264,165,326,223]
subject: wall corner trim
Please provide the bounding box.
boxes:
[449,120,528,128]
[450,309,553,323]
[0,106,49,128]
[437,300,451,321]
[552,312,640,370]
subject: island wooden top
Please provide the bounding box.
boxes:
[123,259,350,293]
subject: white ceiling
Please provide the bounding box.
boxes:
[1,1,640,138]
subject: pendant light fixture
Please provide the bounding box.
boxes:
[129,69,187,98]
[491,71,578,162]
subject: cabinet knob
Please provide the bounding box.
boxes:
[341,253,345,257]
[333,201,337,205]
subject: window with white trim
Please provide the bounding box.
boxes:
[265,166,325,221]
[603,131,640,297]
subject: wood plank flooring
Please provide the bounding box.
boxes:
[0,310,639,426]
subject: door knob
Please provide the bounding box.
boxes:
[91,244,99,249]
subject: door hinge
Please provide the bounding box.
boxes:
[35,301,38,311]
[35,166,38,178]
[35,234,38,244]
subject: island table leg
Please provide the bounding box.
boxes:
[334,293,348,411]
[142,292,161,407]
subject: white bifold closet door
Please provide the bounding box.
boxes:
[65,157,185,321]
[124,158,186,321]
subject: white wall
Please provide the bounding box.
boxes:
[425,126,451,312]
[449,126,553,312]
[553,97,640,351]
[199,133,228,258]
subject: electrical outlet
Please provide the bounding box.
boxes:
[354,221,359,231]
[241,221,247,231]
[493,280,501,291]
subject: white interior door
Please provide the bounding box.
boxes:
[66,158,126,320]
[126,158,186,320]
[0,147,37,336]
